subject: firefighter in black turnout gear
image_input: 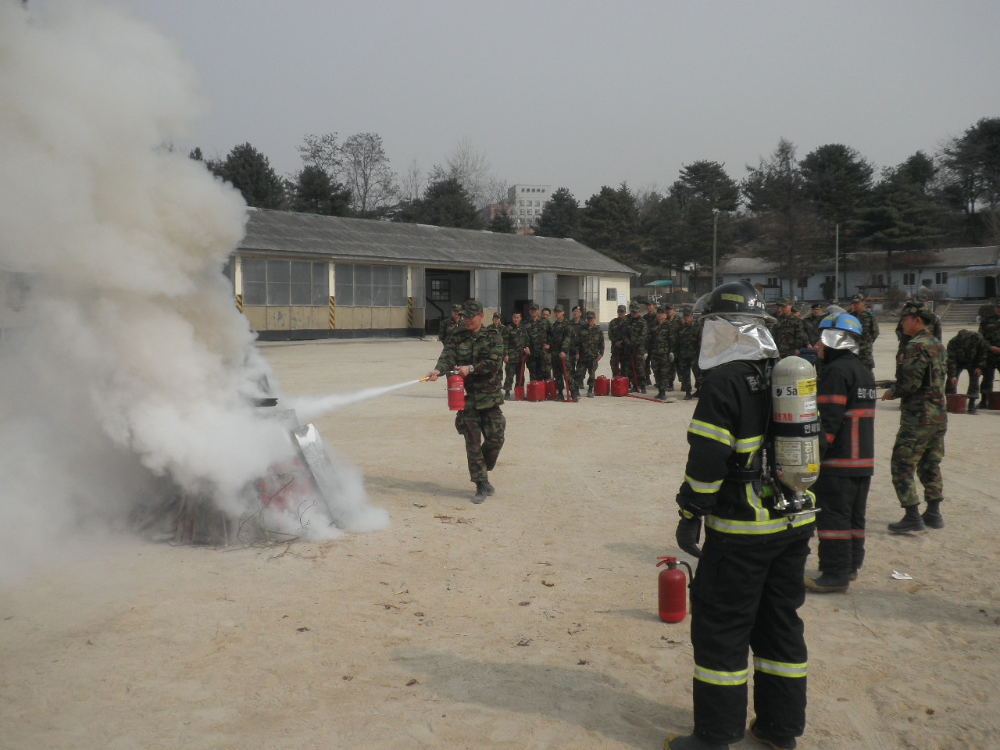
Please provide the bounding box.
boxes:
[805,313,876,594]
[667,281,816,750]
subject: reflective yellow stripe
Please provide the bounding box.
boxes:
[705,511,817,535]
[754,657,808,678]
[735,435,764,453]
[685,474,723,494]
[694,665,748,686]
[688,419,734,447]
[745,483,768,523]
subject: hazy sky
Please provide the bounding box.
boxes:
[120,0,999,202]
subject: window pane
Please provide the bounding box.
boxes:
[312,262,329,306]
[243,281,265,305]
[335,264,354,306]
[266,261,290,305]
[242,258,265,283]
[373,285,390,307]
[290,282,311,305]
[290,261,311,284]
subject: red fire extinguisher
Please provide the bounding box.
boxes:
[447,371,465,411]
[656,556,694,623]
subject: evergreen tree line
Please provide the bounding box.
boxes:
[192,118,1000,286]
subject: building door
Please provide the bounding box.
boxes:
[424,269,471,334]
[501,273,530,321]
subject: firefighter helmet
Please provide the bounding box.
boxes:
[818,313,863,337]
[701,281,770,318]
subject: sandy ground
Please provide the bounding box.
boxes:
[2,328,999,750]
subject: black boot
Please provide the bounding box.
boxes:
[657,388,666,400]
[888,504,926,533]
[472,482,489,504]
[968,400,978,414]
[805,572,849,593]
[747,718,797,749]
[922,500,944,529]
[504,390,511,399]
[587,386,594,398]
[664,733,730,750]
[684,390,693,401]
[666,385,674,392]
[979,396,990,409]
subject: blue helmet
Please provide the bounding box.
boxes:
[818,313,862,337]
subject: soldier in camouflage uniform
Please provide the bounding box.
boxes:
[486,312,506,341]
[848,294,880,371]
[565,306,585,400]
[643,300,659,387]
[977,298,1000,409]
[946,328,988,414]
[576,311,605,397]
[648,306,676,400]
[802,303,826,346]
[524,304,551,382]
[881,301,948,532]
[428,300,506,504]
[548,304,573,399]
[770,298,811,359]
[624,301,648,393]
[503,312,530,397]
[438,303,463,344]
[608,304,628,377]
[662,304,679,391]
[676,306,701,400]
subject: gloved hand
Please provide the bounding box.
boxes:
[675,513,703,559]
[669,352,675,363]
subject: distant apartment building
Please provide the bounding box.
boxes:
[508,184,552,229]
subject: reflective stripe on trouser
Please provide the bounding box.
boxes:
[690,530,811,744]
[890,422,946,506]
[455,406,505,483]
[813,473,870,575]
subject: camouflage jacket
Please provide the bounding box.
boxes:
[505,323,530,359]
[439,316,461,343]
[566,319,584,354]
[676,319,702,362]
[979,310,1000,348]
[486,322,507,343]
[895,328,947,426]
[625,316,648,354]
[648,320,674,358]
[525,318,550,352]
[576,323,605,359]
[946,329,988,376]
[434,326,505,410]
[896,316,943,358]
[802,315,825,346]
[608,317,628,347]
[549,319,572,354]
[770,315,810,358]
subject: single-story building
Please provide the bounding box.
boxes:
[231,209,636,340]
[719,246,1000,303]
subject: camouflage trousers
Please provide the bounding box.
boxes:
[455,406,505,483]
[945,365,980,400]
[859,343,875,372]
[610,346,625,377]
[550,353,571,393]
[813,473,870,576]
[982,353,999,396]
[650,354,672,388]
[526,353,550,382]
[503,356,526,391]
[677,358,697,393]
[575,356,599,389]
[890,422,946,507]
[623,348,645,390]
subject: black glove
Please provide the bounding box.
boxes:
[675,513,703,559]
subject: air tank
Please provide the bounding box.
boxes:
[770,355,820,511]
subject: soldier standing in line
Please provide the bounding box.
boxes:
[802,303,827,346]
[624,301,648,393]
[946,328,989,414]
[524,304,551,382]
[977,298,1000,409]
[566,306,585,400]
[662,304,679,391]
[486,312,506,341]
[881,301,948,533]
[502,311,529,398]
[848,294,879,371]
[649,306,676,400]
[575,311,605,397]
[438,302,463,344]
[548,304,572,400]
[676,306,700,400]
[805,313,876,594]
[770,298,811,359]
[608,304,628,377]
[643,300,659,387]
[426,300,506,505]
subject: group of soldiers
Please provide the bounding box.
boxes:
[945,297,1000,413]
[770,294,880,370]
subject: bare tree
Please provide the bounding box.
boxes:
[297,133,341,176]
[430,137,505,210]
[340,132,399,219]
[400,159,424,202]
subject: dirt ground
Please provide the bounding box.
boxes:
[2,327,999,750]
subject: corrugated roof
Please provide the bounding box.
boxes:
[237,209,636,276]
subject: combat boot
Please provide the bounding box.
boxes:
[664,733,730,750]
[639,385,647,394]
[979,396,990,409]
[571,389,580,401]
[666,384,674,392]
[922,500,944,529]
[472,482,490,504]
[684,390,693,401]
[657,388,666,400]
[968,400,978,414]
[888,504,926,533]
[747,718,797,749]
[504,390,511,399]
[587,386,594,398]
[805,572,849,593]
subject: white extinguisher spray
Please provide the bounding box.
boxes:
[769,355,820,513]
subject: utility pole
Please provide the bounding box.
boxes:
[834,223,839,302]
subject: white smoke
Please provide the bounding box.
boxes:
[0,0,384,584]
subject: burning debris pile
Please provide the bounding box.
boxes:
[0,1,386,573]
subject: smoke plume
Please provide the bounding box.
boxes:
[0,0,385,584]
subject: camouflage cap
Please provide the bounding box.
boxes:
[617,304,627,313]
[663,304,673,311]
[492,312,501,320]
[774,297,791,306]
[572,305,581,312]
[656,306,668,315]
[585,310,596,319]
[554,304,565,313]
[529,303,539,311]
[851,294,865,304]
[461,299,484,317]
[811,303,824,310]
[452,302,463,311]
[629,301,641,312]
[899,300,934,321]
[646,300,658,307]
[681,305,694,316]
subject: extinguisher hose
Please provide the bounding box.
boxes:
[677,560,694,588]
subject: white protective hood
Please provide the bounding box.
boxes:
[699,315,779,371]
